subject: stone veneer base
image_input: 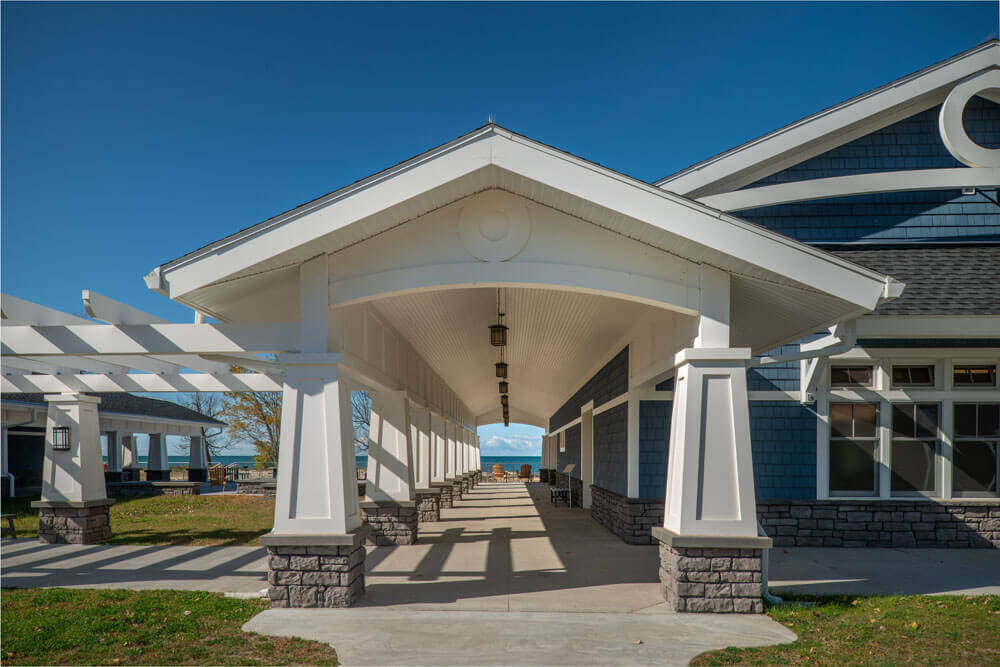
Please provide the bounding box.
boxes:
[263,535,366,608]
[360,500,418,545]
[33,499,114,545]
[144,470,170,481]
[451,479,463,502]
[415,489,441,523]
[653,528,770,614]
[553,472,583,507]
[433,482,454,508]
[590,485,664,545]
[235,480,277,497]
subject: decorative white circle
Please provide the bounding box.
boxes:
[939,69,1000,168]
[458,191,532,262]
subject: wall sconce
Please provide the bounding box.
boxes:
[51,426,71,451]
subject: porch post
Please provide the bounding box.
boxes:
[430,412,452,507]
[187,435,208,482]
[32,393,113,544]
[120,434,140,482]
[411,401,440,522]
[362,389,418,545]
[581,405,594,508]
[654,265,770,614]
[146,433,170,481]
[104,430,122,483]
[262,254,366,608]
[446,421,463,500]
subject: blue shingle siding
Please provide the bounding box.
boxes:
[746,334,825,391]
[737,189,1000,243]
[558,424,581,479]
[746,98,999,185]
[750,401,817,500]
[549,346,628,432]
[638,400,672,499]
[593,402,628,496]
[734,99,1000,244]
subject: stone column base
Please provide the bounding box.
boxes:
[187,468,207,482]
[32,499,115,544]
[433,481,454,508]
[261,529,368,608]
[451,478,463,503]
[653,527,770,614]
[360,500,418,545]
[145,469,170,481]
[121,468,141,482]
[415,488,441,523]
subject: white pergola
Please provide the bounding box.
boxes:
[1,124,900,609]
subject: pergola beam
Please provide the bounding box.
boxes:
[82,289,169,325]
[1,372,282,393]
[1,293,92,326]
[1,321,299,356]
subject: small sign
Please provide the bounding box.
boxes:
[562,463,576,474]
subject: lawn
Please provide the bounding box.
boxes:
[1,588,337,665]
[693,593,1000,665]
[2,494,274,546]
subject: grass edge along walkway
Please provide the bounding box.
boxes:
[1,588,338,665]
[692,593,1000,665]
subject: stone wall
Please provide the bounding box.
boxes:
[235,480,277,497]
[658,542,764,613]
[436,482,454,508]
[758,500,1000,548]
[34,500,113,545]
[106,481,201,498]
[415,490,440,523]
[360,501,418,546]
[266,544,365,608]
[590,484,664,544]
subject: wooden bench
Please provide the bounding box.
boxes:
[1,513,16,539]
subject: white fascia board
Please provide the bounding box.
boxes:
[700,167,1000,212]
[656,41,1000,197]
[153,128,497,299]
[0,372,281,394]
[491,130,891,310]
[856,315,1000,338]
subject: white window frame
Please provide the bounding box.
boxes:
[951,401,1000,499]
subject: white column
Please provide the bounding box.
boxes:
[462,428,471,474]
[272,355,361,535]
[663,348,758,537]
[627,396,640,497]
[147,433,169,479]
[40,393,107,502]
[476,435,482,472]
[431,412,446,483]
[411,402,432,489]
[581,405,594,508]
[694,264,731,348]
[188,435,208,469]
[1,426,8,479]
[105,431,121,472]
[444,421,456,479]
[121,434,137,470]
[365,389,415,502]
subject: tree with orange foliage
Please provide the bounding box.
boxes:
[220,390,282,469]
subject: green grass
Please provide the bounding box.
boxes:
[1,588,336,665]
[2,494,274,546]
[692,593,1000,665]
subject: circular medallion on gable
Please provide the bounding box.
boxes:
[458,191,532,262]
[939,70,1000,168]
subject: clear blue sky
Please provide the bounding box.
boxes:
[3,2,995,455]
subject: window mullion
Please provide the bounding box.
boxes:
[878,397,891,498]
[940,398,954,500]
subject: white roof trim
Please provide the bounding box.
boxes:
[150,125,894,313]
[656,41,1000,197]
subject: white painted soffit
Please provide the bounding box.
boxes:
[148,125,893,322]
[655,40,1000,198]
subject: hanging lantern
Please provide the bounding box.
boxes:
[489,323,507,347]
[495,362,508,378]
[500,395,509,408]
[498,380,509,394]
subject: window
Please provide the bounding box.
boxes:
[829,402,879,496]
[892,365,935,387]
[890,403,938,495]
[831,366,873,387]
[953,365,997,387]
[953,403,999,497]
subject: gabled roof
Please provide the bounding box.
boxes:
[147,123,896,328]
[656,40,1000,199]
[1,392,226,427]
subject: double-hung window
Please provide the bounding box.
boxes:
[829,402,879,496]
[890,403,939,496]
[953,403,1000,497]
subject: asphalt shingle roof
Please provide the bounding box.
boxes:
[0,392,226,426]
[831,245,1000,316]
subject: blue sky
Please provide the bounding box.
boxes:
[3,2,996,456]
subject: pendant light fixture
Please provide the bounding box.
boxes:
[498,380,509,394]
[489,288,508,347]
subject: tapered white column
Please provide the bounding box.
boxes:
[105,431,121,472]
[39,394,107,503]
[187,434,208,482]
[410,402,432,489]
[365,389,415,502]
[445,421,457,479]
[146,433,170,481]
[121,434,137,469]
[431,412,446,483]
